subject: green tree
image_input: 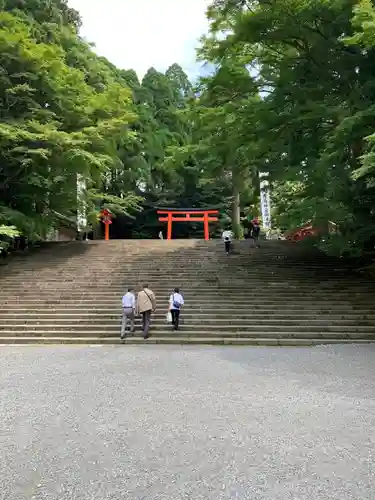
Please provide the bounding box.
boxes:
[0,2,142,241]
[199,0,375,256]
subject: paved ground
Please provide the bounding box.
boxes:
[0,345,375,500]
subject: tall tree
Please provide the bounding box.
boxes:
[198,0,375,256]
[165,63,193,101]
[0,1,142,241]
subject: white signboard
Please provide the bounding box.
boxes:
[259,171,271,232]
[76,173,87,232]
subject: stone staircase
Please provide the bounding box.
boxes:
[0,239,375,345]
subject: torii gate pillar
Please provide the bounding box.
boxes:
[157,208,219,240]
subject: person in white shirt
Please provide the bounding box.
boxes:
[169,287,184,331]
[121,288,136,339]
[222,228,234,255]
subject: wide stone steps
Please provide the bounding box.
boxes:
[1,239,375,345]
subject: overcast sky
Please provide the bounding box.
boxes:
[67,0,211,80]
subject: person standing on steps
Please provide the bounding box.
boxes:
[169,287,184,331]
[222,227,234,255]
[251,217,261,248]
[136,284,156,339]
[120,287,136,339]
[244,212,254,240]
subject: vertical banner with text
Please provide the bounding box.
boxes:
[259,171,271,236]
[76,173,87,233]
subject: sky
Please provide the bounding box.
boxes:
[67,0,211,81]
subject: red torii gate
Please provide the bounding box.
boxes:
[157,208,219,240]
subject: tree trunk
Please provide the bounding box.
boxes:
[232,181,241,239]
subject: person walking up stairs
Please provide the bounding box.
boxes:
[136,284,156,340]
[120,288,135,339]
[169,287,184,331]
[222,227,234,255]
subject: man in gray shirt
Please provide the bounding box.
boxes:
[121,288,136,339]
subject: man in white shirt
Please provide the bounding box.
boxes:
[121,288,136,339]
[169,287,184,331]
[222,228,233,255]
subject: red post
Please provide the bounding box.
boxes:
[157,209,218,240]
[104,224,109,241]
[203,211,209,240]
[167,212,172,240]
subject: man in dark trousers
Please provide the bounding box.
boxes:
[251,217,261,247]
[222,227,234,255]
[169,287,184,331]
[136,284,156,339]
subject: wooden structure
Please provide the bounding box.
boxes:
[157,208,219,240]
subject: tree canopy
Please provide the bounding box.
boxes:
[195,0,375,256]
[0,0,235,243]
[3,0,375,257]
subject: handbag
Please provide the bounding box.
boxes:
[166,311,172,324]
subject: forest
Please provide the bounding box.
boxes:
[2,0,375,258]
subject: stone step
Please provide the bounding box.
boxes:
[0,273,366,279]
[1,284,372,291]
[0,295,371,304]
[5,256,345,260]
[0,269,361,276]
[1,323,374,334]
[0,259,353,266]
[0,289,370,297]
[2,309,374,319]
[0,258,356,264]
[0,296,370,305]
[1,282,373,290]
[2,311,374,320]
[15,269,348,276]
[1,272,354,280]
[1,273,358,279]
[0,302,368,312]
[0,301,370,310]
[1,287,373,295]
[0,336,373,346]
[2,317,375,327]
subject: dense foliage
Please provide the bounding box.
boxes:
[0,0,242,243]
[0,0,148,244]
[4,0,375,255]
[196,0,375,256]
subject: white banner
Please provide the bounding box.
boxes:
[76,174,87,232]
[259,171,271,231]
